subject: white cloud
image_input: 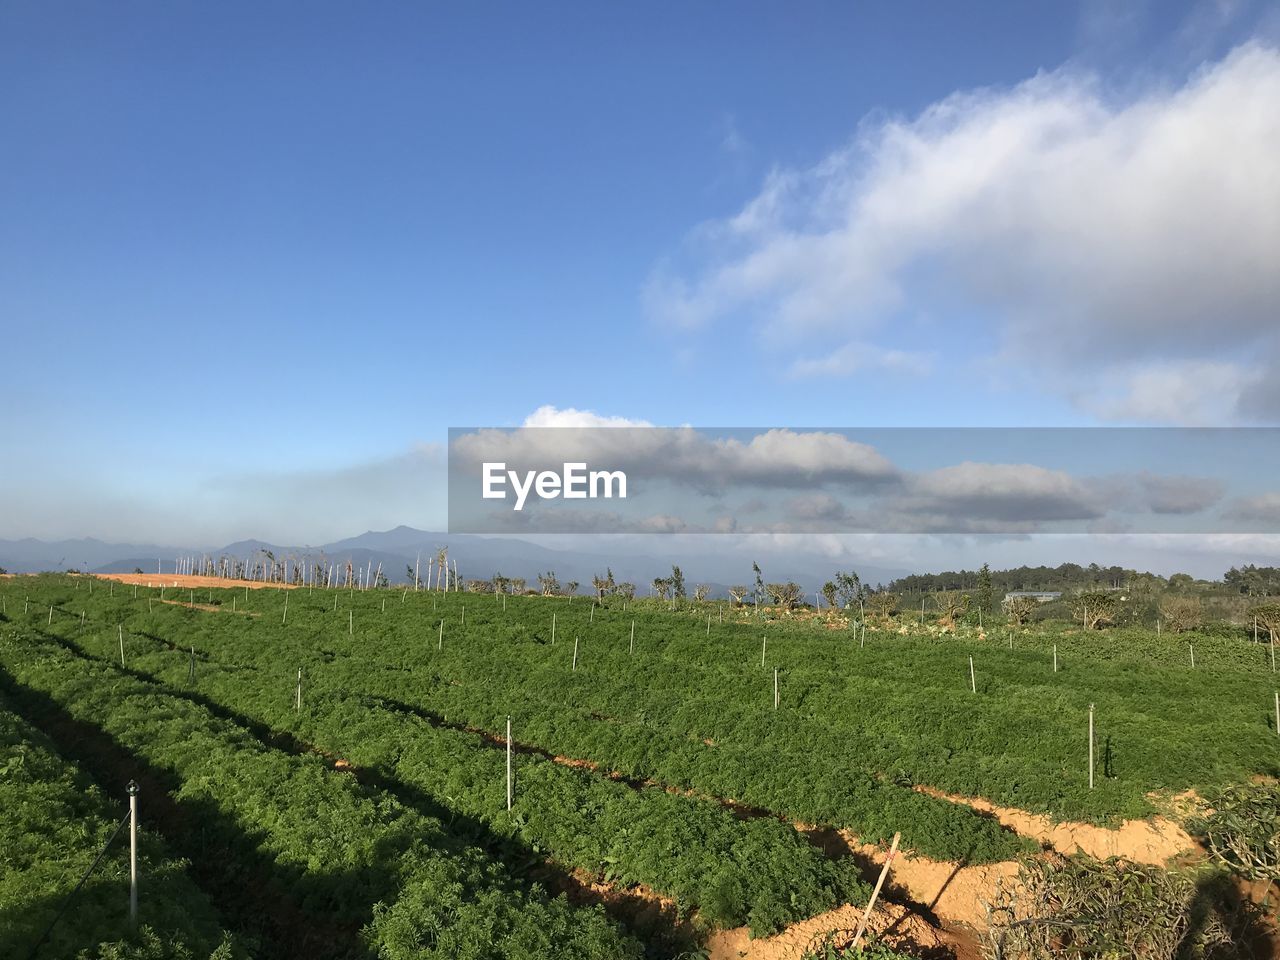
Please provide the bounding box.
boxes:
[650,43,1280,421]
[1080,361,1257,424]
[522,405,654,428]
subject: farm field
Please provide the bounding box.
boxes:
[2,573,1278,959]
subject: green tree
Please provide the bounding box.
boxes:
[977,563,993,615]
[834,570,862,609]
[670,565,686,600]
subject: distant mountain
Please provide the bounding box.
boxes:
[0,527,908,598]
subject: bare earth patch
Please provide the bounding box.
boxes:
[95,572,298,591]
[915,785,1195,865]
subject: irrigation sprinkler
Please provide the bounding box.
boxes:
[969,655,976,693]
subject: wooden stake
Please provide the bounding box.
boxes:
[773,667,779,709]
[1275,691,1279,738]
[761,635,767,667]
[552,612,557,645]
[1053,644,1058,673]
[282,594,288,625]
[706,615,711,635]
[296,667,302,711]
[850,832,900,952]
[119,625,125,666]
[349,610,353,635]
[506,716,513,811]
[969,655,976,693]
[48,605,53,625]
[1189,643,1195,669]
[572,636,579,671]
[438,619,444,650]
[629,619,634,654]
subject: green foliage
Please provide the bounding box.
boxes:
[984,853,1260,960]
[0,697,244,959]
[1192,782,1280,881]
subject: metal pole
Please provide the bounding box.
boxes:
[1088,704,1095,789]
[127,781,139,931]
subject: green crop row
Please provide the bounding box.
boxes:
[66,615,871,937]
[0,694,243,960]
[0,630,641,960]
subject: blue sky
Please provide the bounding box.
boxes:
[2,1,1278,572]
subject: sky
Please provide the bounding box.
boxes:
[2,1,1278,575]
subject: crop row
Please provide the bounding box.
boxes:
[62,614,870,937]
[0,630,641,960]
[0,692,242,960]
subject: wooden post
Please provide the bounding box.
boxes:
[127,781,139,932]
[1088,703,1095,789]
[506,716,513,811]
[773,667,779,710]
[572,637,579,672]
[969,655,976,693]
[850,832,900,952]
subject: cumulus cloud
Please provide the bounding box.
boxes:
[649,43,1280,422]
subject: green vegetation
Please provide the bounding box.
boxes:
[4,571,1280,957]
[0,695,242,959]
[983,854,1260,960]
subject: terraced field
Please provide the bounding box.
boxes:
[3,574,1277,958]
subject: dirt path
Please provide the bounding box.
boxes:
[707,901,980,960]
[914,785,1195,865]
[95,573,298,591]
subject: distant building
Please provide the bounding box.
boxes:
[1004,590,1062,603]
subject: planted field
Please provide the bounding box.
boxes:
[3,574,1278,958]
